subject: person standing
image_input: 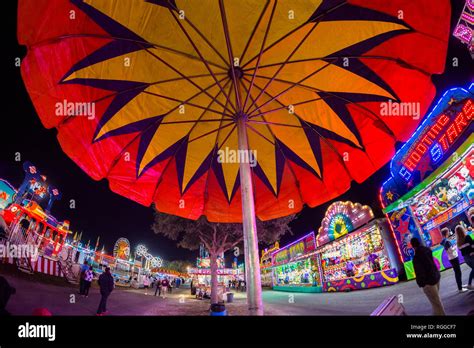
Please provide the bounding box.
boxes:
[440,228,467,293]
[161,277,169,298]
[78,260,88,295]
[83,266,94,297]
[154,278,162,297]
[411,237,446,315]
[456,225,474,290]
[97,267,114,316]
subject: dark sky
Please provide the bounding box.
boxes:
[2,0,473,263]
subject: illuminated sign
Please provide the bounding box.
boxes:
[188,268,235,275]
[422,199,471,232]
[317,201,374,246]
[401,99,472,175]
[272,232,316,266]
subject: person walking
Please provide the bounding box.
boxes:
[455,225,474,290]
[83,266,94,297]
[154,278,162,297]
[411,237,446,315]
[97,267,114,316]
[161,277,169,298]
[78,260,89,295]
[440,228,467,293]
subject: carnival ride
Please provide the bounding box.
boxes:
[0,163,179,286]
[0,163,71,276]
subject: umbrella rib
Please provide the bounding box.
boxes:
[202,83,235,211]
[139,43,235,116]
[218,0,243,112]
[59,74,229,132]
[241,0,348,69]
[245,123,275,146]
[142,91,234,119]
[248,95,329,119]
[243,55,432,76]
[152,80,234,203]
[165,0,230,67]
[167,8,238,114]
[30,33,228,71]
[188,123,234,144]
[244,20,323,115]
[246,59,336,117]
[239,0,271,66]
[248,120,302,128]
[243,76,355,179]
[159,119,231,125]
[215,124,238,153]
[98,77,229,179]
[239,79,305,202]
[241,0,277,113]
[249,73,396,139]
[57,73,227,128]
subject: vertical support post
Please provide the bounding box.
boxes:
[237,116,264,315]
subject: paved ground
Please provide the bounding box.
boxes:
[2,265,473,315]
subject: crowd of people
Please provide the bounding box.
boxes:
[141,274,183,298]
[228,279,246,292]
[412,223,474,316]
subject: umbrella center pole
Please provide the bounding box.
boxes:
[236,116,264,316]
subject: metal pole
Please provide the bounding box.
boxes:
[237,116,263,315]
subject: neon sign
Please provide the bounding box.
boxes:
[399,98,473,179]
[272,232,316,266]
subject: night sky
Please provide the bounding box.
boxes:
[2,0,473,264]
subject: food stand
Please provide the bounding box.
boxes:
[271,232,321,293]
[380,84,474,279]
[316,201,401,292]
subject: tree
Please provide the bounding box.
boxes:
[165,260,194,274]
[152,208,294,306]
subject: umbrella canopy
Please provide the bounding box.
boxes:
[19,0,449,223]
[19,0,450,315]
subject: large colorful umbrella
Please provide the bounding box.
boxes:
[19,0,450,313]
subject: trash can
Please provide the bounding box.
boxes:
[210,303,227,316]
[226,292,234,303]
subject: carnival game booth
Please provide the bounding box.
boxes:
[380,84,474,279]
[260,242,279,288]
[271,232,322,293]
[315,201,401,292]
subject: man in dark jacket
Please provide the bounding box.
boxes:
[411,237,445,315]
[97,267,114,316]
